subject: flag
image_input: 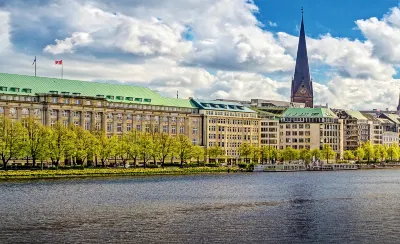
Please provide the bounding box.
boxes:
[55,60,63,65]
[32,56,36,65]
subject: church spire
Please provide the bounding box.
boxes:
[397,88,400,113]
[291,8,314,108]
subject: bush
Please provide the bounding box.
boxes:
[204,163,218,167]
[238,163,247,169]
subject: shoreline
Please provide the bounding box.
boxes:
[0,167,239,181]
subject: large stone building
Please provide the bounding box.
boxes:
[279,108,343,156]
[0,73,203,145]
[290,13,314,108]
[191,99,260,162]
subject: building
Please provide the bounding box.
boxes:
[260,118,279,149]
[0,73,203,145]
[191,99,260,162]
[290,12,314,108]
[279,108,343,156]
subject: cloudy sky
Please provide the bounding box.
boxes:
[1,0,400,110]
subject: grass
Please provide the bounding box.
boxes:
[0,167,239,180]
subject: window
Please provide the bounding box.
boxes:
[49,109,55,116]
[22,88,32,93]
[179,118,185,123]
[85,112,91,118]
[74,121,79,127]
[171,126,176,134]
[107,113,113,119]
[52,97,58,103]
[135,98,143,102]
[64,98,69,104]
[127,124,132,132]
[163,126,168,133]
[22,108,29,115]
[117,123,122,132]
[180,126,185,134]
[136,125,141,131]
[0,86,7,91]
[72,92,81,96]
[106,95,114,100]
[116,113,123,120]
[10,87,20,92]
[193,119,198,124]
[192,127,198,135]
[116,96,124,100]
[50,120,56,127]
[107,123,113,132]
[163,117,168,122]
[127,114,132,120]
[95,122,101,131]
[62,110,68,117]
[126,97,134,101]
[136,115,141,121]
[192,139,198,145]
[85,122,90,130]
[145,124,150,132]
[77,99,83,105]
[73,111,80,117]
[171,117,176,123]
[144,98,151,102]
[63,120,69,127]
[49,90,58,94]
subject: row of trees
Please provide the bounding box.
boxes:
[0,117,208,169]
[343,141,400,163]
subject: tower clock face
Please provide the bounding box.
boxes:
[299,88,307,95]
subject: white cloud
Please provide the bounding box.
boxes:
[44,32,93,55]
[0,10,11,53]
[268,21,277,27]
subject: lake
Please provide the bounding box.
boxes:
[1,170,400,243]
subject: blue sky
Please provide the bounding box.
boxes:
[0,0,400,110]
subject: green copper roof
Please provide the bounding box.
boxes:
[346,110,368,120]
[191,99,256,113]
[282,108,338,118]
[0,73,195,108]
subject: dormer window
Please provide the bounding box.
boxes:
[22,88,32,93]
[0,86,7,91]
[126,97,134,101]
[144,98,151,102]
[72,92,81,96]
[135,98,143,102]
[106,95,114,100]
[116,96,124,100]
[10,87,20,92]
[49,90,58,94]
[61,92,70,95]
[96,95,104,98]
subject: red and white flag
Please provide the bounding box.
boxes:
[55,60,63,65]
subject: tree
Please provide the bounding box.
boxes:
[155,133,175,167]
[117,134,131,167]
[93,131,118,167]
[48,122,74,167]
[321,144,336,163]
[282,147,299,163]
[387,143,399,162]
[207,145,224,163]
[250,146,260,164]
[137,132,153,168]
[343,150,355,162]
[24,118,49,168]
[68,126,96,165]
[125,130,140,167]
[175,134,193,166]
[191,146,204,165]
[373,144,387,163]
[362,141,374,163]
[239,143,252,163]
[355,147,365,162]
[299,149,312,163]
[310,148,321,161]
[0,118,27,169]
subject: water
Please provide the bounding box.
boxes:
[1,170,400,243]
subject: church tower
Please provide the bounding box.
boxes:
[291,9,314,108]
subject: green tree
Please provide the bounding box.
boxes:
[69,126,96,165]
[94,132,118,167]
[310,148,321,161]
[138,132,153,168]
[373,144,387,162]
[239,143,252,163]
[282,147,299,163]
[117,134,131,167]
[299,148,312,163]
[24,118,49,167]
[0,118,27,169]
[48,122,74,167]
[155,133,175,167]
[207,145,224,163]
[250,146,260,163]
[355,147,365,162]
[191,146,204,165]
[343,150,355,162]
[362,141,374,163]
[125,130,140,167]
[321,144,336,163]
[175,134,193,166]
[387,143,399,161]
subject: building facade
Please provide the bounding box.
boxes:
[279,108,343,156]
[191,99,260,161]
[0,73,203,145]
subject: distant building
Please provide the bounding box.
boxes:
[279,108,343,156]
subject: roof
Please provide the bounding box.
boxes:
[282,108,338,118]
[381,113,400,125]
[0,73,195,108]
[191,99,256,113]
[346,110,368,120]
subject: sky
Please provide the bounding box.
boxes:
[0,0,400,110]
